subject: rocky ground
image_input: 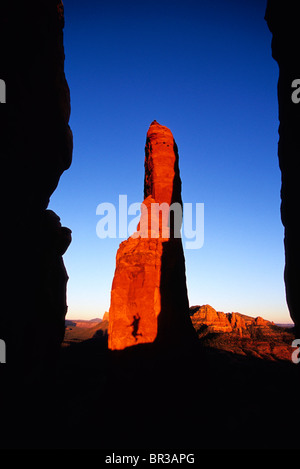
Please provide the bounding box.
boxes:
[3,306,296,450]
[55,332,300,449]
[3,314,300,450]
[29,305,296,450]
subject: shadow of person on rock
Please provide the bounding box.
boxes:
[129,314,142,341]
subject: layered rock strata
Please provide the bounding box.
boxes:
[190,305,294,361]
[265,1,300,329]
[190,304,273,336]
[108,121,196,350]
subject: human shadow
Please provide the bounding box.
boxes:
[128,313,143,341]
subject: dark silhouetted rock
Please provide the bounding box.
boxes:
[0,1,72,373]
[108,121,196,349]
[265,1,300,329]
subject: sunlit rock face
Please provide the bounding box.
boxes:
[190,304,295,361]
[144,120,182,207]
[108,121,196,350]
[265,1,300,329]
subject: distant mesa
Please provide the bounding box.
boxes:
[64,318,107,345]
[190,304,295,361]
[107,120,196,350]
[189,304,273,334]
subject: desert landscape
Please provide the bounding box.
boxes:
[1,0,300,452]
[65,304,295,362]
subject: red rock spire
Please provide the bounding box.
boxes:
[108,121,196,350]
[144,120,181,206]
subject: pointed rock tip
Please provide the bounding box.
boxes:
[147,120,173,138]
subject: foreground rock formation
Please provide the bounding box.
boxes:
[108,121,196,349]
[0,1,72,371]
[190,304,294,361]
[265,1,300,330]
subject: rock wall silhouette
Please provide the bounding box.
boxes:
[265,0,300,329]
[0,1,72,372]
[108,121,196,349]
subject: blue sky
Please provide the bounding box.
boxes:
[49,0,291,323]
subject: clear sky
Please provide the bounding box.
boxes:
[49,0,291,324]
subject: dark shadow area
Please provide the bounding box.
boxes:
[265,0,300,331]
[60,339,300,449]
[0,4,73,447]
[156,239,198,344]
[154,136,197,345]
[2,336,298,449]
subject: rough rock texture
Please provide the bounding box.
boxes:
[190,305,295,361]
[108,121,196,350]
[265,1,300,329]
[190,304,273,334]
[0,2,72,371]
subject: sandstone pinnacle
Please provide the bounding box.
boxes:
[108,121,196,350]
